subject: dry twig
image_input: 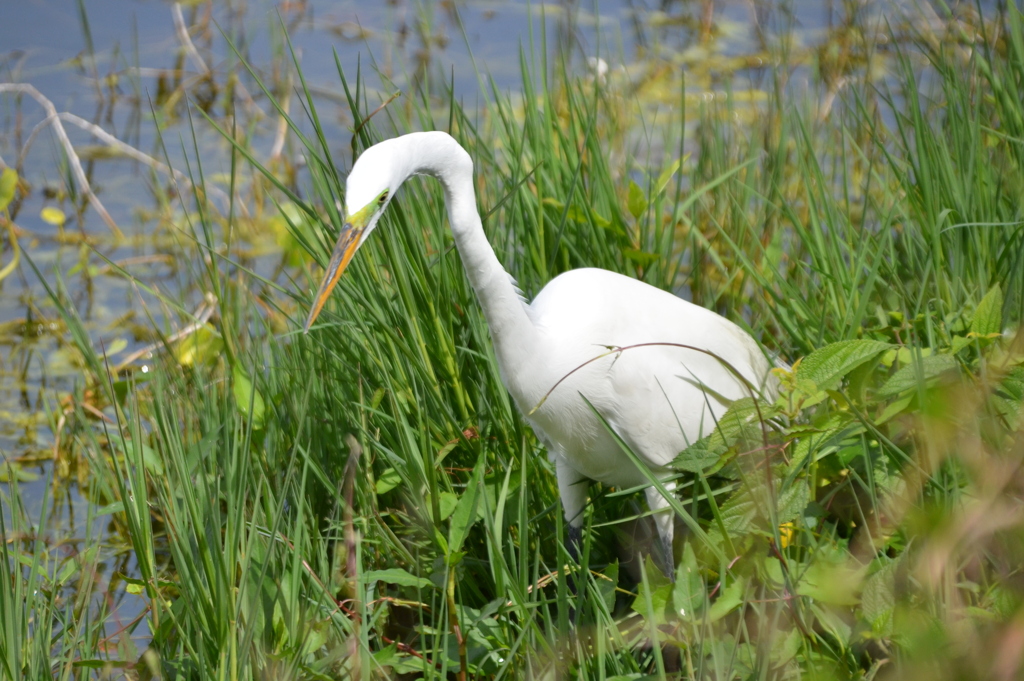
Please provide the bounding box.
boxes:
[113,291,218,371]
[56,112,232,210]
[0,83,122,235]
[172,2,210,75]
[4,83,236,216]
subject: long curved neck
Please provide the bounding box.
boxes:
[402,133,536,366]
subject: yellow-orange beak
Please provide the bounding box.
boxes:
[303,221,366,333]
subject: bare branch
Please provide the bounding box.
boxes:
[3,83,238,219]
[172,2,210,76]
[56,112,233,211]
[0,83,122,235]
[113,292,218,371]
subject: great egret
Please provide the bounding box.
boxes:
[304,131,776,574]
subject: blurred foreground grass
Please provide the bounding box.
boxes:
[2,2,1024,679]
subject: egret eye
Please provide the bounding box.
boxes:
[378,191,389,206]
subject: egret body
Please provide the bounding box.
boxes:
[304,131,776,571]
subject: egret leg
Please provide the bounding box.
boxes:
[556,459,588,596]
[555,460,590,628]
[645,482,677,580]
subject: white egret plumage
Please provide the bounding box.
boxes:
[304,131,776,573]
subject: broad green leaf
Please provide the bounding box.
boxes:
[812,601,853,644]
[627,179,648,219]
[570,204,610,228]
[876,393,914,424]
[541,197,611,228]
[710,475,809,549]
[175,324,224,366]
[984,583,1021,620]
[369,387,386,410]
[0,167,17,211]
[719,491,757,536]
[764,557,785,585]
[363,568,433,590]
[673,434,726,472]
[95,502,125,516]
[796,340,891,391]
[895,346,932,364]
[633,555,673,624]
[117,572,175,592]
[131,438,164,477]
[877,354,959,397]
[447,454,485,561]
[273,201,317,268]
[970,283,1003,336]
[110,379,134,405]
[374,639,425,671]
[435,438,459,465]
[373,644,398,667]
[797,554,865,606]
[437,491,458,520]
[599,561,619,612]
[622,248,659,266]
[771,627,803,667]
[749,477,809,528]
[964,606,1001,624]
[0,225,19,284]
[300,620,330,657]
[232,365,266,428]
[993,366,1024,423]
[673,543,704,618]
[784,378,830,411]
[861,558,899,636]
[104,337,128,356]
[125,581,146,595]
[391,656,427,675]
[376,467,402,495]
[680,397,779,476]
[57,554,83,585]
[776,481,810,525]
[0,465,39,482]
[708,576,746,622]
[655,157,684,196]
[788,413,858,471]
[715,397,779,444]
[40,206,66,225]
[950,335,973,355]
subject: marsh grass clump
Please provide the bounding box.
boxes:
[3,3,1024,680]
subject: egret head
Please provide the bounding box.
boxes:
[303,140,405,333]
[302,132,470,333]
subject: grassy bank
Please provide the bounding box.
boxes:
[3,3,1024,679]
